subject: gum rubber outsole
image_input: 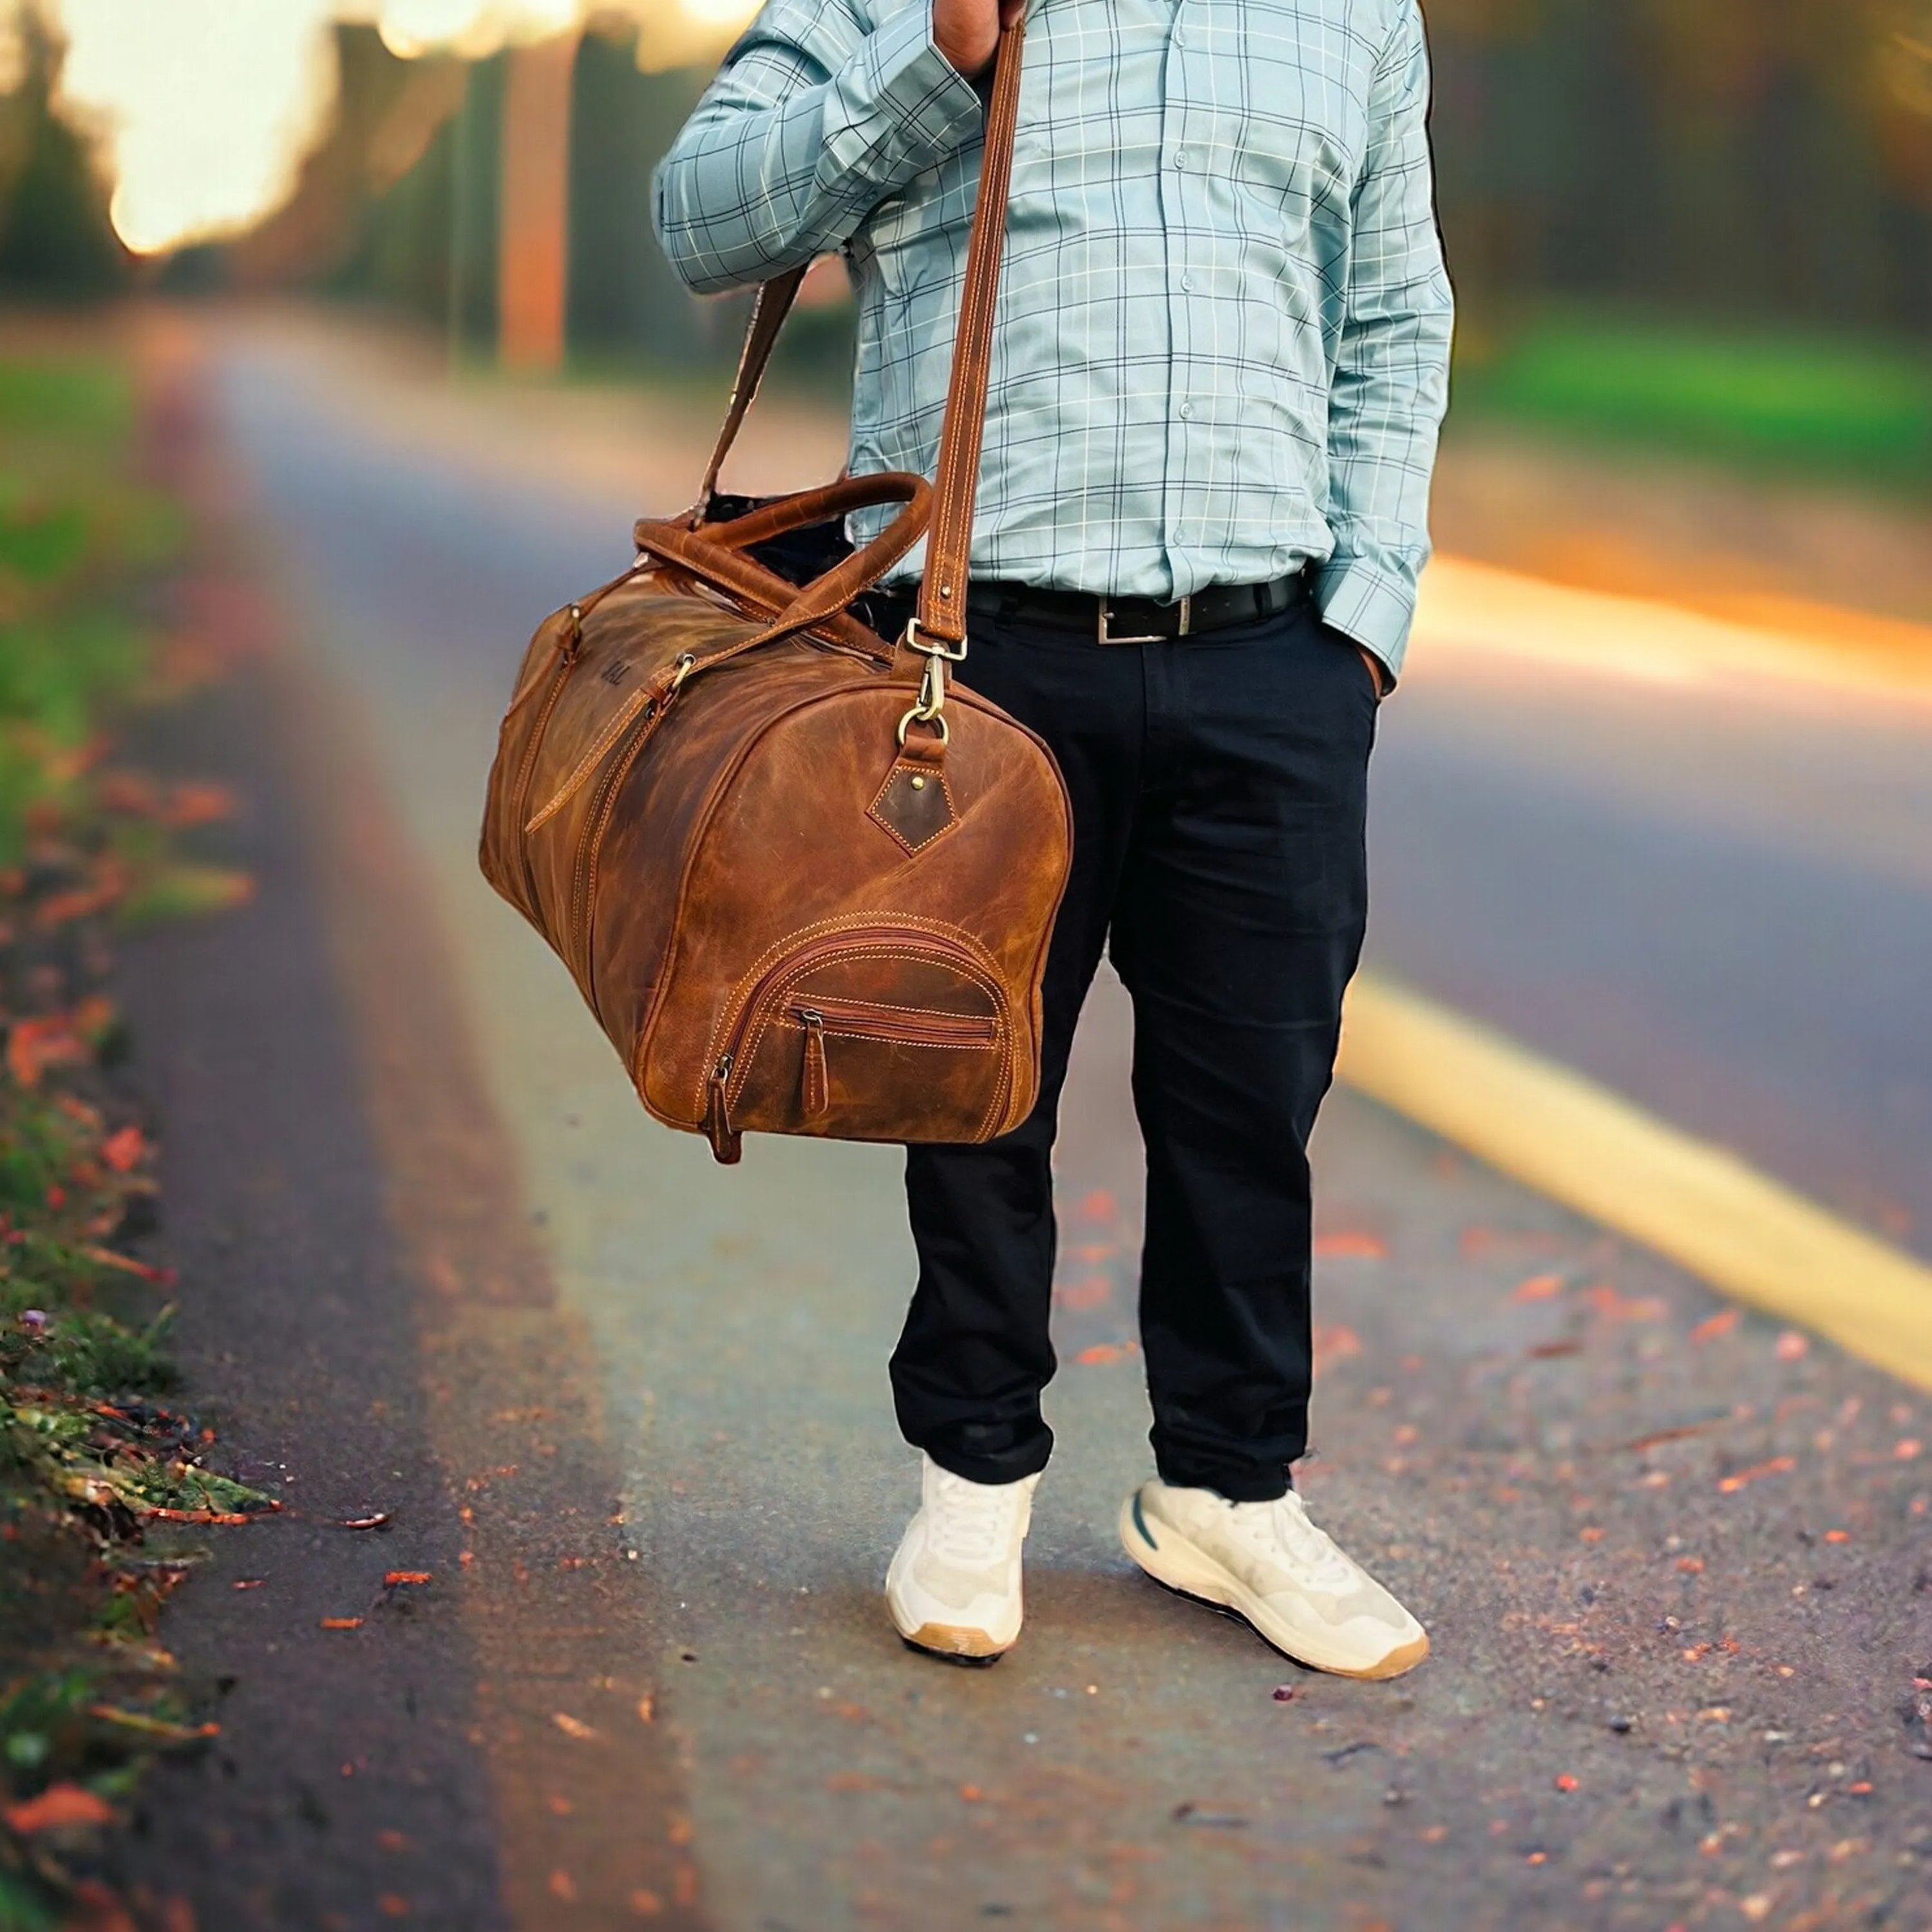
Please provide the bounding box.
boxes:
[898,1624,1008,1667]
[1118,1495,1430,1681]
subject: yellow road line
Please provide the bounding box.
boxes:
[1337,974,1932,1391]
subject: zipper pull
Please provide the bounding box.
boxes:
[705,1053,741,1164]
[797,1009,829,1118]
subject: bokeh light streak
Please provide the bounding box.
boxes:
[45,0,760,255]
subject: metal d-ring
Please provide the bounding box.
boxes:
[896,705,951,749]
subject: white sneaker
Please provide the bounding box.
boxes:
[886,1455,1039,1664]
[1120,1478,1429,1680]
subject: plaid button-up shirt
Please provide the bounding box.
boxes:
[654,0,1453,674]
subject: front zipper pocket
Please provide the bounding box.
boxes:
[700,926,1012,1160]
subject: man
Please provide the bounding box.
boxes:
[654,0,1452,1679]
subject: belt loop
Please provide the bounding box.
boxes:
[1177,593,1191,638]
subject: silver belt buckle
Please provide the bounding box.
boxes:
[1097,593,1189,645]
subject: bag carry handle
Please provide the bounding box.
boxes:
[687,261,810,529]
[688,15,1030,737]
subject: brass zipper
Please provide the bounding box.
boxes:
[790,998,998,1048]
[509,656,576,919]
[567,697,663,994]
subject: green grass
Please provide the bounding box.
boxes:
[0,346,269,1924]
[0,361,129,443]
[1458,312,1932,490]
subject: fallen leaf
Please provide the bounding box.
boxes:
[548,1871,576,1902]
[1313,1323,1363,1366]
[384,1570,432,1586]
[4,1783,117,1832]
[1823,1529,1848,1544]
[320,1616,364,1631]
[1511,1272,1565,1303]
[232,1578,265,1590]
[553,1712,596,1739]
[31,866,129,931]
[7,1014,90,1086]
[1690,1307,1741,1343]
[1075,1342,1129,1366]
[636,1694,654,1723]
[88,1706,218,1741]
[159,781,240,828]
[1581,1284,1667,1322]
[100,1125,149,1172]
[1055,1274,1112,1310]
[1553,1773,1579,1792]
[79,1244,175,1283]
[121,864,255,925]
[337,1512,393,1530]
[1315,1231,1388,1259]
[1895,1438,1922,1461]
[62,1879,138,1932]
[1717,1456,1795,1494]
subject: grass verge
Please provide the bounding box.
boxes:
[1,341,272,1932]
[1456,310,1932,495]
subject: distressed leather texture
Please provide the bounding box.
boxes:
[478,23,1072,1164]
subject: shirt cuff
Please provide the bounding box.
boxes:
[825,5,985,187]
[1313,556,1417,683]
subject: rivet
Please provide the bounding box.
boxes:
[910,775,926,790]
[939,584,952,600]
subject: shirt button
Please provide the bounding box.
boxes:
[1173,149,1192,170]
[1180,273,1197,293]
[1179,401,1193,419]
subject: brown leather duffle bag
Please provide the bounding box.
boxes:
[478,23,1070,1166]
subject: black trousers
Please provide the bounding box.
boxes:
[886,589,1379,1503]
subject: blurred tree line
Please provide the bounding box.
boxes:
[1,2,1928,359]
[1428,0,1932,350]
[0,7,128,297]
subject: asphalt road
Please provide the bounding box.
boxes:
[123,315,1932,1931]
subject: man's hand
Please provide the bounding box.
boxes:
[933,0,1025,79]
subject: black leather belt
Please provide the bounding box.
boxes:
[861,571,1308,645]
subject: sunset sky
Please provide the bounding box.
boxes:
[46,0,758,255]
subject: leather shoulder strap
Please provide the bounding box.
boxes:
[690,23,1029,639]
[916,19,1026,647]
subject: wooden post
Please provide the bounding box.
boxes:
[498,33,576,371]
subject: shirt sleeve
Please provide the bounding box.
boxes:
[1313,1,1455,681]
[653,0,985,297]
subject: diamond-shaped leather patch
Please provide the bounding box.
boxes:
[868,753,958,855]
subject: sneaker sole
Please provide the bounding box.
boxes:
[1117,1495,1429,1681]
[896,1622,1009,1667]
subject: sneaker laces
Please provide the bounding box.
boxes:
[925,1469,1020,1568]
[1222,1492,1359,1592]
